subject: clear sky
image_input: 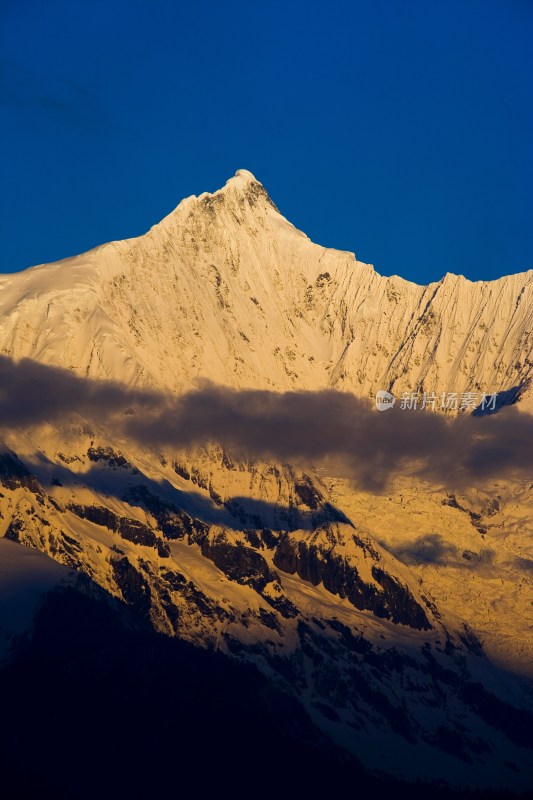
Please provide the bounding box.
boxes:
[1,0,531,283]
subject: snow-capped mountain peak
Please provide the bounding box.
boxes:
[0,171,531,406]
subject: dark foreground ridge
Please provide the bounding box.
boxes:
[1,585,530,800]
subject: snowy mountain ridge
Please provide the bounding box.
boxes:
[1,169,531,408]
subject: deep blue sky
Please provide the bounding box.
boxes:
[1,0,531,283]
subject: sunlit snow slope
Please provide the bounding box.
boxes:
[0,169,531,405]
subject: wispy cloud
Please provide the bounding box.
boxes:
[0,356,531,491]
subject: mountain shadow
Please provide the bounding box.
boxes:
[0,582,528,800]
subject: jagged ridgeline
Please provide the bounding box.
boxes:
[0,171,532,794]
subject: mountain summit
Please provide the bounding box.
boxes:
[0,171,531,407]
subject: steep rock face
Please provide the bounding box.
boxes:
[68,503,171,557]
[201,528,278,591]
[172,446,348,530]
[1,419,532,791]
[0,170,531,407]
[1,441,435,641]
[274,528,431,630]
